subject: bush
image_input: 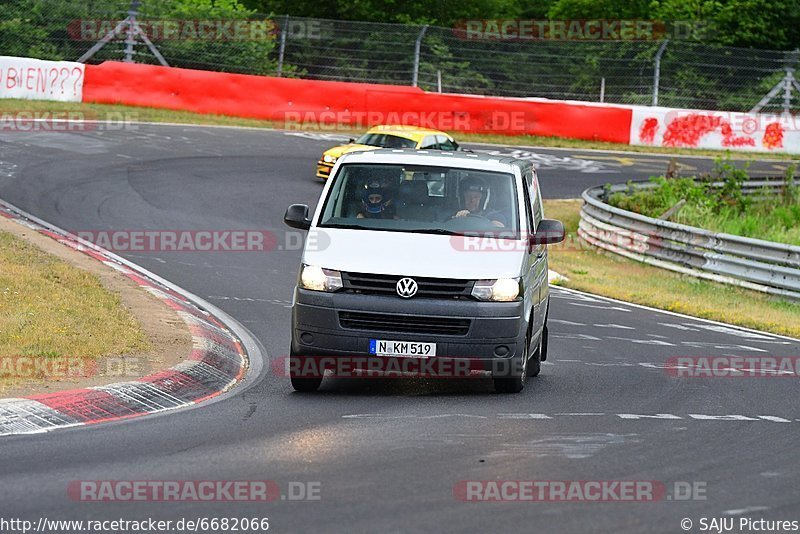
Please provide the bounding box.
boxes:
[606,158,800,244]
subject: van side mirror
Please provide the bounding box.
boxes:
[531,219,565,245]
[284,204,311,230]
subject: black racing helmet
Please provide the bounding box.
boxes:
[459,176,489,208]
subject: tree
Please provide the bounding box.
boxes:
[651,0,800,49]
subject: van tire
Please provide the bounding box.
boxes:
[291,376,323,392]
[493,332,529,393]
[539,324,549,362]
[289,354,323,392]
[527,331,542,378]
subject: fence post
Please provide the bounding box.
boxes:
[600,77,605,103]
[412,24,429,87]
[277,15,289,77]
[651,39,669,106]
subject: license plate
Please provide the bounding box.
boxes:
[370,339,436,357]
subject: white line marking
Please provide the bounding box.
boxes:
[342,413,799,423]
[568,302,632,312]
[550,319,586,326]
[550,333,602,341]
[722,506,770,515]
[757,416,793,423]
[659,323,701,331]
[688,414,760,421]
[689,324,782,341]
[681,342,768,352]
[608,336,675,346]
[498,414,552,419]
[617,414,683,420]
[553,286,800,342]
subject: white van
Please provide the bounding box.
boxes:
[284,149,565,393]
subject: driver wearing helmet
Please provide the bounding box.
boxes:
[357,179,395,219]
[451,176,505,227]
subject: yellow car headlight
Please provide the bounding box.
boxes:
[322,154,337,164]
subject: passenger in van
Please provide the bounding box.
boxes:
[356,180,396,219]
[450,177,506,227]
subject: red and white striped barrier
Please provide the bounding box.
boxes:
[2,55,798,153]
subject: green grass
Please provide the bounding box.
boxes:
[543,199,800,337]
[607,166,800,244]
[0,231,148,391]
[1,99,799,161]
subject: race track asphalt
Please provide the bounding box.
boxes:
[0,124,798,533]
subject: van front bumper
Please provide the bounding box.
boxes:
[291,288,527,370]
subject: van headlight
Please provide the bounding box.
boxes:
[471,278,521,302]
[322,154,337,163]
[299,265,343,292]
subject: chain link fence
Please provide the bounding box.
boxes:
[2,0,799,113]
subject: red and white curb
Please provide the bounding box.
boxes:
[0,200,256,436]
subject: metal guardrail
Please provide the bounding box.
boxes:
[578,180,800,300]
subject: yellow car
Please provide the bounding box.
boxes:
[316,125,460,179]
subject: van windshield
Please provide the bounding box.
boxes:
[318,163,519,236]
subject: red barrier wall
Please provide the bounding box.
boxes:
[83,62,632,142]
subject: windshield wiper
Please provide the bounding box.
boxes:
[410,228,458,235]
[319,223,458,235]
[319,223,374,230]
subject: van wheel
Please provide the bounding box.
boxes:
[290,355,323,392]
[527,331,543,378]
[291,376,323,392]
[493,333,528,394]
[539,324,549,362]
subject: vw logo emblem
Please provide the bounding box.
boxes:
[396,277,418,298]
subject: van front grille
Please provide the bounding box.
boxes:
[341,272,473,299]
[339,311,470,336]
